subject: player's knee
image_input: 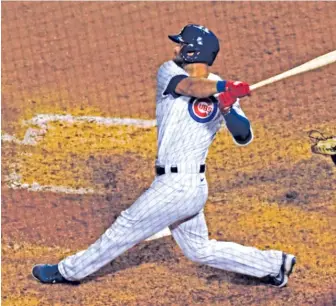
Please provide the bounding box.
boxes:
[182,241,212,264]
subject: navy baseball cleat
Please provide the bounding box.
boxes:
[32,264,79,284]
[266,253,296,288]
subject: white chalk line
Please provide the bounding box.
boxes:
[2,114,156,192]
[2,114,157,146]
[4,170,171,241]
[5,171,97,195]
[4,169,171,241]
[2,114,157,192]
[2,114,171,241]
[1,114,156,192]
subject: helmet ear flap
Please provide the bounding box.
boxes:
[208,50,219,66]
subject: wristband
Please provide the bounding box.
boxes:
[216,80,227,93]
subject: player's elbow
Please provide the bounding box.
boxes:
[224,108,253,147]
[233,128,254,147]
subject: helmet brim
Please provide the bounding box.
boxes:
[168,35,185,44]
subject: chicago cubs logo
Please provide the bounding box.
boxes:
[188,96,218,123]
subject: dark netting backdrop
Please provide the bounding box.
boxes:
[2,2,336,305]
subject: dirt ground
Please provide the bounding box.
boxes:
[2,2,336,305]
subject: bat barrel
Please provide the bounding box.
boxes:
[250,50,336,91]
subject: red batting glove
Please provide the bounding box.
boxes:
[226,81,250,98]
[218,91,237,114]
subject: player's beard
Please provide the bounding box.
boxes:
[173,53,184,67]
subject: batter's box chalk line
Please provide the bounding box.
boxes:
[2,114,157,191]
[2,114,157,146]
[2,114,157,190]
[4,169,171,241]
[5,171,171,241]
[2,114,171,241]
[5,171,96,195]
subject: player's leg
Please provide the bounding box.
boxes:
[55,174,205,281]
[170,210,295,285]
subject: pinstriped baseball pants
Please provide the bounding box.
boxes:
[58,173,283,281]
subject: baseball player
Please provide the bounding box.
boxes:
[32,24,296,288]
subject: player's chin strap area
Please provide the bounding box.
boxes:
[155,163,206,176]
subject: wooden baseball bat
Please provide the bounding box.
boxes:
[250,50,336,91]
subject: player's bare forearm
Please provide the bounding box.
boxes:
[175,77,218,98]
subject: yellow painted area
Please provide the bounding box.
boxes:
[6,119,321,191]
[2,296,41,306]
[237,204,335,272]
[209,125,312,170]
[2,111,335,304]
[1,241,74,260]
[13,122,156,189]
[206,198,336,282]
[42,122,156,158]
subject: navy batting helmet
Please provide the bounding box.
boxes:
[168,24,220,66]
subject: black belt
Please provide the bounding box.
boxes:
[155,165,206,176]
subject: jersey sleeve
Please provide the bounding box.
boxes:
[229,100,254,147]
[164,75,189,98]
[156,61,189,98]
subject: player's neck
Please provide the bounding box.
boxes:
[184,63,209,78]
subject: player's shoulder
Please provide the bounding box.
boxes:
[157,60,188,79]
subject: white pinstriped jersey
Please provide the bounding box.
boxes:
[155,60,251,166]
[58,61,282,283]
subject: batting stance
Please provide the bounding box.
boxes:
[32,24,296,287]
